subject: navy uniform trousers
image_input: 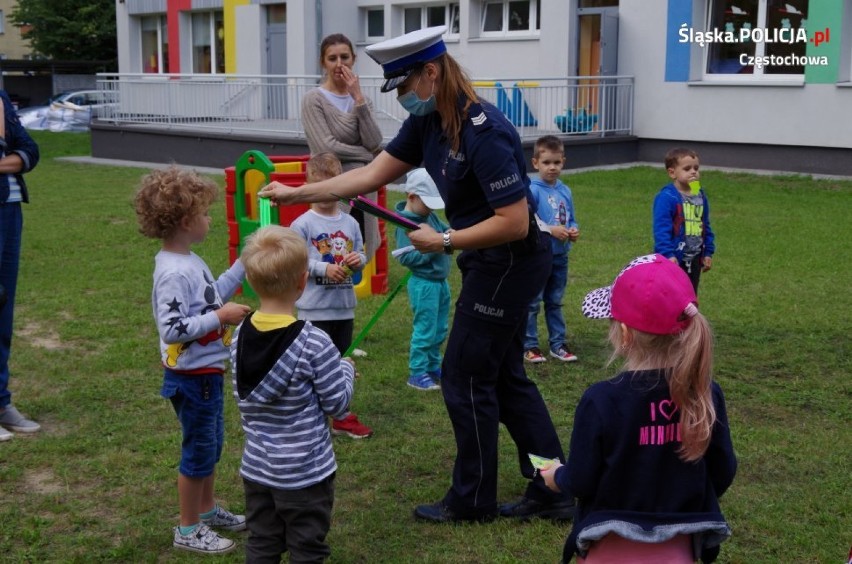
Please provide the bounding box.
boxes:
[440,235,568,517]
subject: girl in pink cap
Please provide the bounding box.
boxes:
[542,254,737,563]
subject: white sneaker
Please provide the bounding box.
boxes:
[0,426,12,442]
[202,505,247,531]
[173,524,235,554]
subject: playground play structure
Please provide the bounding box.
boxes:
[474,81,599,133]
[225,150,389,299]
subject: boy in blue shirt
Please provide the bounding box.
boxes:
[524,136,580,364]
[653,148,715,293]
[394,168,451,391]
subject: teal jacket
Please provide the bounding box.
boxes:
[394,201,451,281]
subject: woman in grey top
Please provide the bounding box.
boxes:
[302,34,383,258]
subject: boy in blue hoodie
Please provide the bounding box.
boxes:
[394,168,451,391]
[524,136,580,364]
[653,148,715,293]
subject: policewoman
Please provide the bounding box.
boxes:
[259,26,572,523]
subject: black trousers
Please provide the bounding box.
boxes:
[679,258,703,294]
[243,475,335,564]
[310,319,354,356]
[440,241,568,518]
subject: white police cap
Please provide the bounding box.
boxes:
[366,26,447,93]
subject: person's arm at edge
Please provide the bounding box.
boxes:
[0,91,39,174]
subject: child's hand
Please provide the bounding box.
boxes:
[341,252,362,269]
[702,256,713,272]
[342,357,360,378]
[668,256,679,264]
[550,225,571,242]
[325,263,349,283]
[567,227,580,242]
[540,461,563,492]
[217,302,251,326]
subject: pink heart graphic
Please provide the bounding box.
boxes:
[658,400,678,420]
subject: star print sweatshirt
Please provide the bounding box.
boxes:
[151,250,245,373]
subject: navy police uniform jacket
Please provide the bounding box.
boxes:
[385,98,533,232]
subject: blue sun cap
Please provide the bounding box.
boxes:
[366,26,448,93]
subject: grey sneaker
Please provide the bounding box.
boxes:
[0,425,12,442]
[0,405,41,433]
[173,524,235,554]
[202,505,247,532]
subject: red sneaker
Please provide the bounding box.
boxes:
[332,413,373,439]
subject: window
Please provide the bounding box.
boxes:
[268,4,286,24]
[480,0,539,36]
[705,0,809,77]
[190,11,225,74]
[0,10,5,35]
[367,8,385,40]
[141,15,169,73]
[402,4,460,36]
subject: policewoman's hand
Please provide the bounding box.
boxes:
[408,222,444,254]
[258,180,298,207]
[540,461,563,493]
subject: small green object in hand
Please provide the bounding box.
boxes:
[688,180,701,195]
[528,453,559,470]
[259,197,272,227]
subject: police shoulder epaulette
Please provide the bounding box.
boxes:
[468,103,492,132]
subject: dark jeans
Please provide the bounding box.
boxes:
[0,203,22,409]
[244,474,335,564]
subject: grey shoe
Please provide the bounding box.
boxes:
[0,425,12,441]
[201,505,247,532]
[0,405,41,433]
[173,524,235,554]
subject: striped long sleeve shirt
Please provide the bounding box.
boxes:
[231,318,354,490]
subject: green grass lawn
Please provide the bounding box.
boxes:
[0,131,849,562]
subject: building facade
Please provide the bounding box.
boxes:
[0,0,33,60]
[109,0,852,174]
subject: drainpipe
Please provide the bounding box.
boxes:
[316,0,323,72]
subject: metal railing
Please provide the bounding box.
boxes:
[96,73,633,141]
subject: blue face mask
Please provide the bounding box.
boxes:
[397,76,436,116]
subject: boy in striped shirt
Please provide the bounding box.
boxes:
[231,225,356,562]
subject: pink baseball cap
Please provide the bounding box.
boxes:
[582,254,699,335]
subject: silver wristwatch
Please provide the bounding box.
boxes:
[442,231,454,254]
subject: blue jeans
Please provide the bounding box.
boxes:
[524,253,568,352]
[0,203,23,409]
[161,369,225,478]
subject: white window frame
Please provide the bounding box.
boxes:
[189,10,224,74]
[701,0,809,83]
[140,14,168,74]
[478,0,539,38]
[365,7,386,42]
[401,3,460,38]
